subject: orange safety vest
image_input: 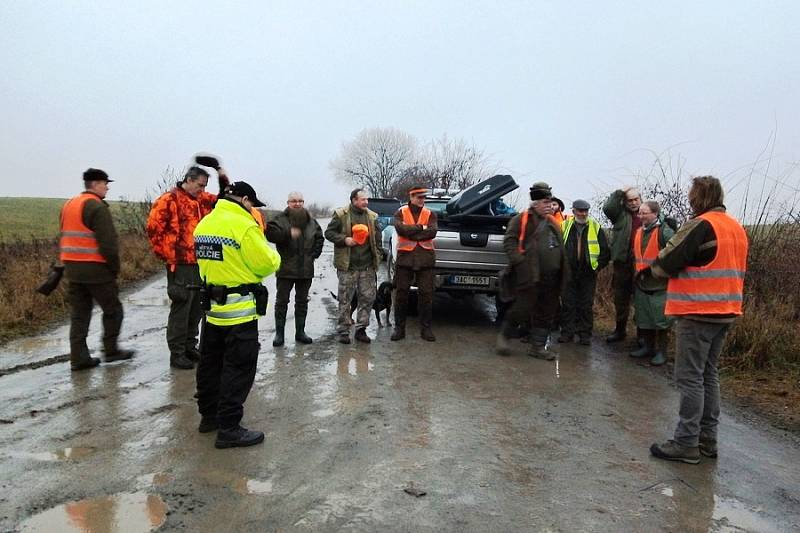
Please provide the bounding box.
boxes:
[396,205,434,252]
[59,193,107,263]
[251,208,266,232]
[633,226,661,272]
[517,210,560,254]
[665,211,748,316]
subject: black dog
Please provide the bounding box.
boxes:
[329,281,393,327]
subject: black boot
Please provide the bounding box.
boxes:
[630,330,654,358]
[606,321,627,343]
[272,319,285,347]
[214,426,265,449]
[295,313,312,344]
[650,330,668,366]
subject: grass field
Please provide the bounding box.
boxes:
[0,196,161,342]
[0,197,147,242]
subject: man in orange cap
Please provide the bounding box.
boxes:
[324,188,382,344]
[391,185,438,342]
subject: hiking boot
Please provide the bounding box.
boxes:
[272,328,285,347]
[103,349,135,363]
[649,440,701,464]
[557,333,574,343]
[354,328,371,343]
[185,346,201,362]
[198,417,218,433]
[420,328,436,342]
[496,332,511,356]
[606,322,627,343]
[528,344,555,361]
[338,333,351,344]
[71,357,100,371]
[170,353,195,370]
[699,432,718,458]
[214,426,265,449]
[390,328,405,341]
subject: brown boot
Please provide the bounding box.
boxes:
[420,328,436,342]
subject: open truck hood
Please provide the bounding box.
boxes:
[445,175,519,216]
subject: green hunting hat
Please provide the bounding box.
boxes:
[529,182,552,201]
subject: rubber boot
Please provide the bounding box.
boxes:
[630,330,654,358]
[527,328,555,360]
[295,313,312,344]
[650,329,668,366]
[606,321,627,343]
[272,319,285,347]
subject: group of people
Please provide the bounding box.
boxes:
[58,163,748,462]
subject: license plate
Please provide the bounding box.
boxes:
[449,275,490,286]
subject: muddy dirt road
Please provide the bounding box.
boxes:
[1,242,799,532]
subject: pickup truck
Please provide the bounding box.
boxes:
[384,175,518,314]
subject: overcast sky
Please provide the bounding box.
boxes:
[1,1,798,214]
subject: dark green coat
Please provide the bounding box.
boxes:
[265,209,324,279]
[633,218,675,330]
[603,189,638,263]
[62,192,120,284]
[503,210,567,289]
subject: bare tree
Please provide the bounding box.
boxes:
[330,127,418,197]
[415,134,496,193]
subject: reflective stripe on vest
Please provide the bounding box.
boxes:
[665,211,749,316]
[59,193,107,263]
[206,292,257,321]
[633,226,661,272]
[396,206,434,252]
[562,218,601,271]
[517,211,559,254]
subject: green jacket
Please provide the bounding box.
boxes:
[602,189,637,263]
[324,206,381,271]
[503,210,567,289]
[265,209,324,279]
[62,192,120,284]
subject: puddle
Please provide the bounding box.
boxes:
[555,359,560,379]
[328,356,374,376]
[312,408,336,418]
[712,495,779,532]
[18,491,168,532]
[233,478,274,495]
[124,437,169,449]
[660,486,674,497]
[8,447,95,462]
[124,296,170,307]
[136,473,174,488]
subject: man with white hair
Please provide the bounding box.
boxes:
[265,191,324,347]
[602,186,642,343]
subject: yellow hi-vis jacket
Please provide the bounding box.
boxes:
[194,199,281,326]
[562,217,602,271]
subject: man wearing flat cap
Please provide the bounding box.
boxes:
[497,182,567,360]
[193,180,281,448]
[61,169,135,371]
[391,185,438,342]
[558,199,610,345]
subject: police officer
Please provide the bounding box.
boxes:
[61,168,135,371]
[193,181,281,449]
[391,185,438,342]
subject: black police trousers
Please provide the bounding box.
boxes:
[196,320,260,430]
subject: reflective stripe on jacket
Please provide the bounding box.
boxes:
[396,206,434,252]
[562,217,601,271]
[194,199,281,326]
[633,226,661,272]
[665,211,748,316]
[59,193,107,263]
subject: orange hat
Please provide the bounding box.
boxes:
[351,224,369,245]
